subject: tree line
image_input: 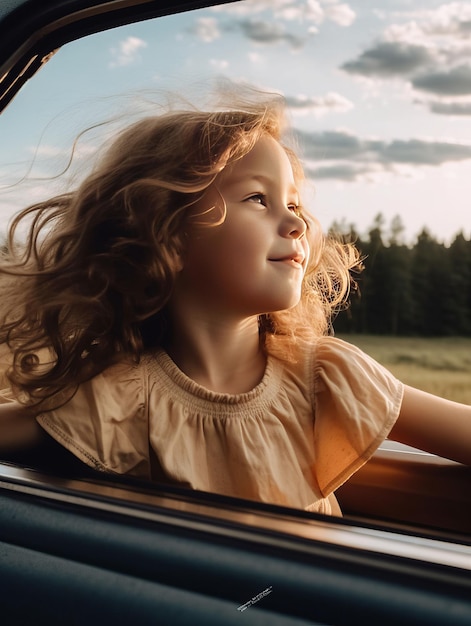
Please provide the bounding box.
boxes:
[2,213,470,337]
[332,214,471,337]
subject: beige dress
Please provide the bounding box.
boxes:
[35,336,404,515]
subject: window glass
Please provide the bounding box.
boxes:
[1,0,470,400]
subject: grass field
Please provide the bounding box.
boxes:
[338,334,471,404]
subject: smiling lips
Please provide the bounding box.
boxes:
[269,252,305,268]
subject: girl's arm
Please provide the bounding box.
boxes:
[389,385,471,466]
[0,401,43,452]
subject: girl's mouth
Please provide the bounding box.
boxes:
[269,252,305,269]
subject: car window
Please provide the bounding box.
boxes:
[1,0,471,544]
[1,0,470,404]
[0,0,471,402]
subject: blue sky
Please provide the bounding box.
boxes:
[0,0,470,244]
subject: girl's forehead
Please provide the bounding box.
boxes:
[219,135,297,186]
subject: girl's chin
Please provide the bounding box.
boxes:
[267,295,303,314]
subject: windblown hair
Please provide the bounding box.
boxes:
[0,94,360,406]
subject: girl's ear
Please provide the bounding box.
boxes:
[173,233,188,272]
[174,250,184,272]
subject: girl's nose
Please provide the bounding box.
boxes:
[282,209,307,239]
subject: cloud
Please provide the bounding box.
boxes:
[460,20,471,35]
[297,129,366,160]
[190,17,221,42]
[109,36,147,68]
[375,3,471,39]
[248,51,263,64]
[428,100,471,115]
[236,19,305,49]
[252,0,324,24]
[28,143,97,160]
[416,2,471,38]
[306,163,371,181]
[210,0,283,17]
[211,0,356,27]
[285,92,353,116]
[341,41,433,78]
[206,1,356,51]
[412,64,471,96]
[324,3,356,27]
[209,58,229,70]
[380,138,471,165]
[27,144,64,158]
[339,4,471,116]
[295,128,471,182]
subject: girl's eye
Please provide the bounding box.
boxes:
[245,195,303,218]
[246,193,267,207]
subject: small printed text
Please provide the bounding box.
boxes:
[237,586,273,612]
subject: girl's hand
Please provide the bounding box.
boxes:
[0,401,42,452]
[390,385,471,466]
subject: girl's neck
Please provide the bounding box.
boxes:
[164,312,266,394]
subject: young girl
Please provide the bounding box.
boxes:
[0,94,470,515]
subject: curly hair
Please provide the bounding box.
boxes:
[0,94,360,406]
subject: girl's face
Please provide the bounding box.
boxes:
[175,134,313,319]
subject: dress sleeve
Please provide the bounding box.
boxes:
[312,336,404,496]
[36,360,150,478]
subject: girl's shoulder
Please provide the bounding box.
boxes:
[36,355,150,475]
[304,336,404,496]
[296,335,388,374]
[290,335,404,407]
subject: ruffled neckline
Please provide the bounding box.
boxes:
[144,349,284,415]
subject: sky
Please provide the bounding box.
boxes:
[0,0,470,245]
